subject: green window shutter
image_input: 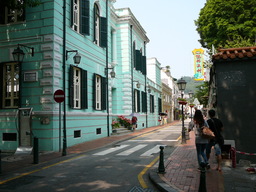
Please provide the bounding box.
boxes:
[69,65,74,108]
[158,98,162,114]
[135,50,142,71]
[81,0,90,35]
[81,69,88,109]
[142,91,147,112]
[101,76,106,110]
[137,90,141,112]
[142,56,147,75]
[93,73,96,109]
[100,17,107,48]
[70,0,73,27]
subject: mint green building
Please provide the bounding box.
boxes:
[0,0,162,152]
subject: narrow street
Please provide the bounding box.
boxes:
[0,124,182,192]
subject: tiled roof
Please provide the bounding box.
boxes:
[212,46,256,60]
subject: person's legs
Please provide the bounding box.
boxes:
[196,143,202,168]
[206,141,214,160]
[200,144,208,165]
[214,143,222,171]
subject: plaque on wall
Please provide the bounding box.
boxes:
[24,72,38,82]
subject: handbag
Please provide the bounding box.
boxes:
[201,126,215,139]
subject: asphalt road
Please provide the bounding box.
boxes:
[0,125,182,192]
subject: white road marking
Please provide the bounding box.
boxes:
[93,145,129,156]
[140,145,166,157]
[116,144,147,156]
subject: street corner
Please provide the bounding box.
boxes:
[148,169,181,192]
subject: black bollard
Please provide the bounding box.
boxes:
[198,162,207,192]
[33,137,39,164]
[158,146,165,173]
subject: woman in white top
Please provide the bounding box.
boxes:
[192,110,210,170]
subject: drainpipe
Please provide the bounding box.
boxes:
[130,25,134,113]
[106,0,110,137]
[144,41,148,128]
[62,0,67,156]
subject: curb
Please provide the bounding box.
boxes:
[148,170,180,192]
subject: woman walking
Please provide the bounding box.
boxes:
[190,110,210,170]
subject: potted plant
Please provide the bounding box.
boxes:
[189,103,195,108]
[112,120,120,133]
[177,97,187,105]
[117,115,125,126]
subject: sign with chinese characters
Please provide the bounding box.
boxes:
[192,48,205,81]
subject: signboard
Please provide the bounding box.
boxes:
[54,89,65,103]
[192,48,205,81]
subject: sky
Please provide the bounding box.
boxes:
[113,0,207,79]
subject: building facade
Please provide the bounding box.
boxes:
[0,0,166,152]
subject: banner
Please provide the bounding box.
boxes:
[192,48,204,81]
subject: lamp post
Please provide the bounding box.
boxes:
[177,78,187,144]
[189,92,194,120]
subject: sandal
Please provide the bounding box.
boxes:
[216,168,222,172]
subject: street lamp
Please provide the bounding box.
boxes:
[189,92,194,119]
[66,50,81,64]
[133,81,141,88]
[177,78,187,144]
[12,44,34,62]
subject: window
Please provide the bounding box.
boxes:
[69,65,88,109]
[95,75,101,109]
[94,3,100,45]
[73,0,79,31]
[141,91,147,112]
[93,3,107,47]
[135,49,146,75]
[0,62,20,108]
[0,0,25,24]
[74,130,81,138]
[70,0,90,35]
[134,89,140,112]
[93,74,106,110]
[150,95,154,113]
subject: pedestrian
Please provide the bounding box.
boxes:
[131,116,137,131]
[190,110,210,171]
[206,109,224,172]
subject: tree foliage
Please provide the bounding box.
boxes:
[195,0,256,50]
[194,81,209,108]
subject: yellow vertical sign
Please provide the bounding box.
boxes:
[192,48,204,81]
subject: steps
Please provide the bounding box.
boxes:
[111,127,132,135]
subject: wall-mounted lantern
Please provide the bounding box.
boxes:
[12,44,34,62]
[66,50,81,64]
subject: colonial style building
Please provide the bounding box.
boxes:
[0,0,166,153]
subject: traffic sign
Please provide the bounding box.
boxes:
[54,89,65,103]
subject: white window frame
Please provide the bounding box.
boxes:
[2,62,20,108]
[94,4,100,45]
[73,0,80,32]
[95,75,101,110]
[134,90,138,112]
[73,67,81,109]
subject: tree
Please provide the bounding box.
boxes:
[195,0,256,50]
[194,81,209,108]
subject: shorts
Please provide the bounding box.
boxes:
[206,141,222,156]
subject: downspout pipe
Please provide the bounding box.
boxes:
[62,0,67,156]
[144,41,148,128]
[131,25,134,113]
[106,0,110,137]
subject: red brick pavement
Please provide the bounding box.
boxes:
[162,131,224,192]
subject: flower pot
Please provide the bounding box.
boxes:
[178,101,187,105]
